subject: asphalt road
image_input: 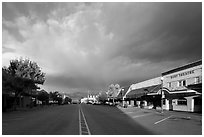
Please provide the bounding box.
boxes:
[2,104,154,135]
[2,105,79,135]
[119,106,202,135]
[80,104,153,135]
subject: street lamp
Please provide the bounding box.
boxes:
[161,77,164,113]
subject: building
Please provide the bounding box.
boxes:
[124,77,162,108]
[87,94,98,103]
[161,60,202,112]
[123,60,202,112]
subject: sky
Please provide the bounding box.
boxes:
[2,2,202,94]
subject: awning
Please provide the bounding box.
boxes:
[187,83,202,93]
[147,87,201,99]
[126,84,161,99]
[164,89,201,99]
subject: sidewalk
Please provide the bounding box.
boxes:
[117,106,202,135]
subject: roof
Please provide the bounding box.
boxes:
[126,84,161,99]
[162,60,202,76]
[117,86,130,99]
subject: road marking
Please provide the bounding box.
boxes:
[79,109,82,135]
[79,106,91,135]
[154,115,173,125]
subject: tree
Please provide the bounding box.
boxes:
[107,84,121,104]
[98,92,108,104]
[2,67,14,93]
[37,90,49,105]
[49,91,63,105]
[108,84,120,97]
[2,58,46,109]
[64,97,72,104]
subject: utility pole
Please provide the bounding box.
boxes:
[161,77,164,113]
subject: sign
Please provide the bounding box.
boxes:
[170,70,194,79]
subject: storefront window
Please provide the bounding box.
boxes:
[177,98,187,105]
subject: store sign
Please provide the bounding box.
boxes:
[170,70,194,79]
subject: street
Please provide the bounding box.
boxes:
[2,104,202,135]
[2,105,79,135]
[119,106,202,135]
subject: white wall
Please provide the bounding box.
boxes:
[163,65,202,91]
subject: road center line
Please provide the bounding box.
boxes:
[154,115,173,125]
[79,106,91,135]
[78,109,82,135]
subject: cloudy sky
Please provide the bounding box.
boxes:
[2,2,202,94]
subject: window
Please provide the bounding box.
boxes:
[183,80,186,86]
[195,77,201,84]
[177,98,187,105]
[178,80,186,87]
[168,82,171,88]
[178,81,182,87]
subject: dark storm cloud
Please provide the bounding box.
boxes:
[104,3,202,63]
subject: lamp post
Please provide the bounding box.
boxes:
[121,88,124,106]
[161,77,164,113]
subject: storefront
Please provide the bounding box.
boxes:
[161,60,202,112]
[124,77,162,108]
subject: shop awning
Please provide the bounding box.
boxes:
[147,87,201,99]
[187,83,202,93]
[126,84,161,99]
[164,89,201,99]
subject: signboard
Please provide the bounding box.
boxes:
[170,70,194,79]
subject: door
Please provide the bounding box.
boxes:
[169,99,173,111]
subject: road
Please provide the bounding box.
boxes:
[2,104,153,135]
[2,105,79,135]
[119,106,202,135]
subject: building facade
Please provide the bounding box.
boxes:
[161,60,202,112]
[122,60,202,112]
[124,77,162,108]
